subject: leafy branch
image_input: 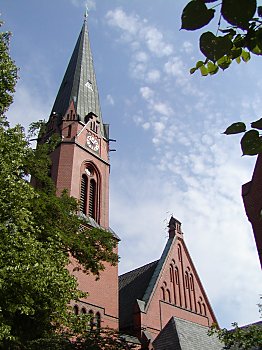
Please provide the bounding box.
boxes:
[181,0,262,155]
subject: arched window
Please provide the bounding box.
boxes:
[185,272,189,289]
[161,287,165,301]
[190,274,194,291]
[67,124,72,138]
[88,310,94,328]
[95,312,101,329]
[175,267,179,285]
[80,163,100,222]
[81,307,87,314]
[89,179,96,218]
[167,289,171,303]
[198,301,202,314]
[202,303,207,316]
[178,244,182,261]
[73,305,79,315]
[170,265,173,282]
[80,175,88,214]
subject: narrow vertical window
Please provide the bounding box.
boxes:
[80,175,88,214]
[67,124,72,138]
[96,312,101,329]
[88,310,94,328]
[89,179,96,218]
[202,303,207,316]
[167,289,171,303]
[73,305,79,315]
[161,287,165,301]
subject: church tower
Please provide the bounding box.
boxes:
[41,16,118,329]
[46,15,110,229]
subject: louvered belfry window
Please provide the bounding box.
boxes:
[80,175,88,214]
[89,179,96,218]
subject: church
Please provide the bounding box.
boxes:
[41,15,225,349]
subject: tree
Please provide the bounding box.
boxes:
[0,21,121,349]
[181,0,262,156]
[209,299,262,350]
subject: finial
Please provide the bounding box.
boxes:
[84,4,89,22]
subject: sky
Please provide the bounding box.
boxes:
[1,0,262,329]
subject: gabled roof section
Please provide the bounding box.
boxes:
[153,317,223,350]
[51,18,103,132]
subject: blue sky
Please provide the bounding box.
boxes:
[2,0,262,328]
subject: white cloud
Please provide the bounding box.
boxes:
[182,41,193,54]
[152,101,173,117]
[139,26,173,57]
[106,94,115,106]
[142,122,150,130]
[134,51,148,63]
[70,0,96,10]
[147,69,161,83]
[6,81,51,130]
[164,56,184,77]
[106,8,140,36]
[140,86,154,100]
[106,8,173,57]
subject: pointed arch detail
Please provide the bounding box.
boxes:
[79,161,101,223]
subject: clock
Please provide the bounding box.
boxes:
[86,134,99,152]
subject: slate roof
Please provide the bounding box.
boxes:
[153,317,223,350]
[51,18,104,134]
[119,260,158,330]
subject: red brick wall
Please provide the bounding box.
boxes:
[47,116,118,328]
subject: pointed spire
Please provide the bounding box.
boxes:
[51,17,104,135]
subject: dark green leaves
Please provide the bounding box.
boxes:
[241,130,262,155]
[181,0,215,30]
[251,118,262,130]
[221,0,257,29]
[200,32,233,62]
[0,22,18,115]
[223,120,262,156]
[223,122,246,135]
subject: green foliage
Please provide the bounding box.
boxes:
[223,122,246,135]
[0,117,118,347]
[0,23,119,348]
[24,328,135,350]
[181,0,262,155]
[181,0,215,30]
[208,298,262,349]
[0,21,18,115]
[209,322,262,350]
[223,119,262,155]
[181,0,262,74]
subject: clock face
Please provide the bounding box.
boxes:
[86,134,99,152]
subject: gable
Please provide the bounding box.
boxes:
[140,234,218,331]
